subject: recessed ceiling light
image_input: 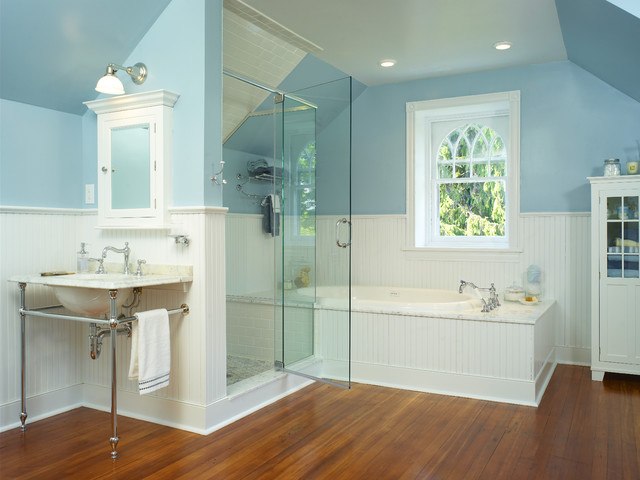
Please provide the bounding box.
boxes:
[380,59,396,68]
[494,41,512,51]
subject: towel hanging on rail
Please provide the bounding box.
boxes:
[262,194,280,236]
[128,309,170,395]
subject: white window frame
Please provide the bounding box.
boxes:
[406,91,520,252]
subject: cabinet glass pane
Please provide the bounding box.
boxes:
[607,197,622,220]
[624,222,639,244]
[608,254,622,277]
[625,196,639,220]
[607,222,622,250]
[625,255,639,278]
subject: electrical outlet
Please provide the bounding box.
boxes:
[85,184,95,204]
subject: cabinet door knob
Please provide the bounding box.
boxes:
[101,166,108,173]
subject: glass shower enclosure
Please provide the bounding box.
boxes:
[223,71,352,390]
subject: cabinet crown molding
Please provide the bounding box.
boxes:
[84,90,179,115]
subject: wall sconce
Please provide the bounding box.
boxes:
[95,62,148,95]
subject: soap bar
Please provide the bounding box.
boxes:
[40,271,75,276]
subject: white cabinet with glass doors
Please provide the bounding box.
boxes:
[589,176,640,380]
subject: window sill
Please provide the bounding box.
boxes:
[402,246,523,262]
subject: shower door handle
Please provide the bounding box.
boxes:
[336,218,351,248]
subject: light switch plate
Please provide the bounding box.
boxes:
[85,184,95,204]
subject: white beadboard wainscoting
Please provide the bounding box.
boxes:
[1,207,315,434]
[1,207,226,433]
[0,209,87,430]
[226,212,591,368]
[341,213,590,365]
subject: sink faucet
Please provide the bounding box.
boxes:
[101,242,131,275]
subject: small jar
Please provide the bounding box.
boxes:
[504,283,525,302]
[604,158,621,176]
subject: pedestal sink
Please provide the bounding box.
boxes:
[10,269,193,317]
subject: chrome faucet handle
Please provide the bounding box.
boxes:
[89,257,105,274]
[123,242,131,275]
[480,298,491,312]
[135,259,146,277]
[489,283,501,307]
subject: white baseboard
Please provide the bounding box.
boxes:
[350,362,544,406]
[0,384,83,432]
[204,373,313,434]
[0,345,581,434]
[2,375,314,436]
[82,384,208,434]
[534,349,557,405]
[555,346,590,366]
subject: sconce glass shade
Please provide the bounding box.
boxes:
[95,70,125,95]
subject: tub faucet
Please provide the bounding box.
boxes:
[102,242,131,275]
[458,280,478,294]
[459,280,500,312]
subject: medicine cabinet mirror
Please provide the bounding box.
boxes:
[85,90,179,229]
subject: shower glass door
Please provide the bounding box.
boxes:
[276,77,352,387]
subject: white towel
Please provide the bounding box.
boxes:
[128,309,170,395]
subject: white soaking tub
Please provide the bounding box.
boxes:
[297,286,484,314]
[305,285,557,407]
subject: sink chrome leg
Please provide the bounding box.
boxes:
[19,282,28,431]
[109,289,119,459]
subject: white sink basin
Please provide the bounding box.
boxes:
[9,269,193,317]
[51,283,133,316]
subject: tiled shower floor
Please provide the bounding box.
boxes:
[226,355,273,386]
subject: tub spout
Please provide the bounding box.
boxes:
[458,280,478,294]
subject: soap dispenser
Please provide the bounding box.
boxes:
[77,242,89,273]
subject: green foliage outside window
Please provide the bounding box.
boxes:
[297,142,316,236]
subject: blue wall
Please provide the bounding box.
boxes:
[82,0,223,208]
[352,60,640,214]
[1,99,82,207]
[3,0,223,210]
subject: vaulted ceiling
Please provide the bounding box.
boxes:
[0,0,172,115]
[1,0,639,117]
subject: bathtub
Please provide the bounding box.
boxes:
[296,286,484,314]
[306,285,557,407]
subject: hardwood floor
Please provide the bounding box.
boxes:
[1,365,639,479]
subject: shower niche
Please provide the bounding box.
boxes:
[223,71,352,393]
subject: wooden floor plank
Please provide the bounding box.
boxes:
[2,365,640,479]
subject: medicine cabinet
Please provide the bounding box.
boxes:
[588,176,640,381]
[85,90,179,229]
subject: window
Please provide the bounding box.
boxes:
[294,140,316,237]
[407,91,520,250]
